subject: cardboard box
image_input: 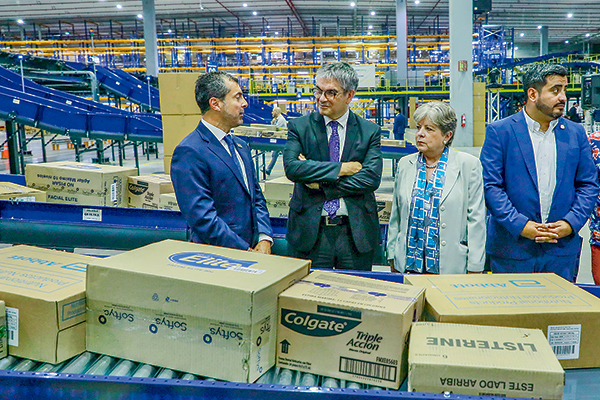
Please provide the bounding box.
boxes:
[276,270,425,389]
[128,174,174,209]
[162,114,201,157]
[408,322,564,399]
[86,239,310,382]
[0,182,46,202]
[381,139,405,147]
[404,273,600,369]
[264,176,294,202]
[375,192,393,223]
[267,201,289,218]
[0,245,93,363]
[159,192,180,211]
[25,161,137,207]
[158,73,202,115]
[164,155,172,175]
[473,82,486,97]
[0,301,7,360]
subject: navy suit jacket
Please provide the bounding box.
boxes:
[283,111,383,253]
[171,121,272,250]
[481,111,599,259]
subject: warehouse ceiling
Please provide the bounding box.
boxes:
[1,0,599,47]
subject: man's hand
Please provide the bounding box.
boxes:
[339,161,362,176]
[543,220,573,240]
[297,154,321,189]
[298,154,307,161]
[520,221,559,243]
[251,240,272,254]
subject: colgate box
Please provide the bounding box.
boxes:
[86,239,310,382]
[276,271,425,389]
[404,273,600,369]
[0,245,93,363]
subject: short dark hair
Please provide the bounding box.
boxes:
[194,72,239,114]
[522,63,568,96]
[316,62,359,92]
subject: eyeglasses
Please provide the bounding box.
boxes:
[313,86,343,100]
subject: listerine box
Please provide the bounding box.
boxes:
[0,300,6,360]
[404,273,600,369]
[127,174,174,209]
[408,322,564,399]
[276,271,425,389]
[0,245,94,363]
[25,161,137,207]
[86,239,310,382]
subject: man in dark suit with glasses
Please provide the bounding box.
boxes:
[283,62,383,270]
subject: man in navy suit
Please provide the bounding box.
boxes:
[171,72,272,253]
[283,62,382,270]
[481,63,598,281]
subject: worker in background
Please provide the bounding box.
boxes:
[392,107,407,141]
[586,130,600,284]
[283,61,383,270]
[480,63,598,282]
[171,71,273,253]
[266,107,288,175]
[567,101,582,123]
[387,101,486,275]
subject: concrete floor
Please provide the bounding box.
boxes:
[1,132,595,284]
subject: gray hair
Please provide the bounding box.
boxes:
[413,101,457,147]
[522,63,568,95]
[194,72,239,114]
[316,62,359,92]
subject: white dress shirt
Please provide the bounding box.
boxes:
[322,110,350,217]
[523,109,558,223]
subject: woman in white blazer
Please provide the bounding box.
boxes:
[387,101,486,274]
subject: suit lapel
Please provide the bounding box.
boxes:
[554,119,568,191]
[313,113,329,161]
[441,149,459,203]
[197,122,249,195]
[341,112,358,161]
[512,112,539,191]
[405,155,418,199]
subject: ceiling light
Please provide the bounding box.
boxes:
[168,29,172,33]
[519,32,524,37]
[567,13,573,18]
[368,25,373,30]
[243,3,248,7]
[537,25,542,29]
[17,19,24,25]
[565,40,569,44]
[370,11,376,16]
[515,46,519,50]
[350,2,356,7]
[137,14,143,19]
[586,33,591,37]
[267,25,270,29]
[65,32,70,36]
[253,11,257,15]
[275,32,279,35]
[116,4,122,9]
[414,0,420,3]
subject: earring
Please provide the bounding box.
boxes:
[443,140,447,145]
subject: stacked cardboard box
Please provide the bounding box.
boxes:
[263,176,294,218]
[276,270,425,389]
[375,192,393,223]
[86,239,311,382]
[25,161,137,207]
[408,322,564,399]
[473,82,486,146]
[0,245,94,363]
[127,174,174,209]
[404,273,600,369]
[158,73,202,174]
[0,301,6,360]
[158,192,180,211]
[0,182,46,202]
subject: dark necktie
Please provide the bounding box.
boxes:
[323,120,340,218]
[224,134,246,187]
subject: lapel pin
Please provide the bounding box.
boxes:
[236,143,242,148]
[560,124,565,129]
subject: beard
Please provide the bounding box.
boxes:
[536,98,564,119]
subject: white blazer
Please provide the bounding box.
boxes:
[386,148,486,274]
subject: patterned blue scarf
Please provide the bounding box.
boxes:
[405,147,449,274]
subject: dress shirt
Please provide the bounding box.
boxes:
[523,109,558,223]
[322,110,350,217]
[274,114,288,129]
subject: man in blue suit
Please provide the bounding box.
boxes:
[171,72,272,253]
[481,63,598,281]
